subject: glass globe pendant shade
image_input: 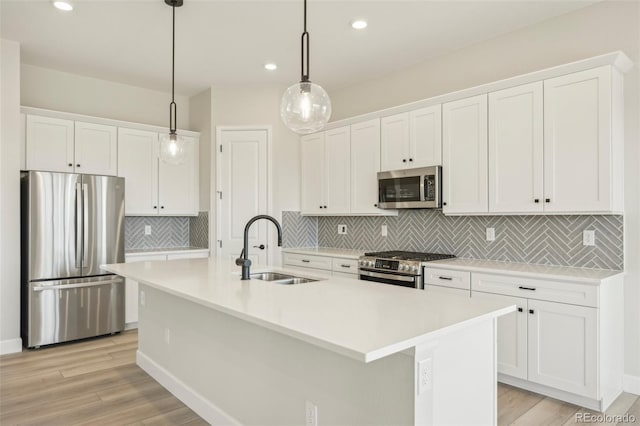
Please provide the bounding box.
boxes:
[280,81,332,134]
[159,132,186,165]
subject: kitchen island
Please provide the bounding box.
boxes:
[104,257,515,425]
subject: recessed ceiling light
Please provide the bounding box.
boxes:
[264,63,278,71]
[351,19,367,30]
[52,1,73,11]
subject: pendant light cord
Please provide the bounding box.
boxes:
[169,1,177,134]
[300,0,310,83]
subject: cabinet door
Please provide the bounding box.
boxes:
[350,119,382,214]
[489,82,543,213]
[124,254,167,325]
[300,133,325,215]
[118,128,159,215]
[473,291,528,380]
[158,136,198,215]
[26,115,75,173]
[442,94,488,213]
[527,299,597,398]
[380,112,409,171]
[410,105,442,168]
[74,121,118,176]
[543,66,612,212]
[324,126,351,214]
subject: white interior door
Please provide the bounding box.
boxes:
[218,129,268,265]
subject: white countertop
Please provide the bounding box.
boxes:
[282,247,365,259]
[104,257,514,363]
[125,247,209,257]
[425,258,624,284]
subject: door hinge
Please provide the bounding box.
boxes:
[218,240,222,248]
[217,191,222,200]
[219,145,223,153]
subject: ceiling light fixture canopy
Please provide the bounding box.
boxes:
[52,1,73,11]
[280,0,331,135]
[159,0,186,165]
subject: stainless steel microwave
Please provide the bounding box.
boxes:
[377,166,442,209]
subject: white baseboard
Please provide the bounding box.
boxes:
[623,375,640,396]
[0,338,22,355]
[136,350,241,426]
[124,322,138,331]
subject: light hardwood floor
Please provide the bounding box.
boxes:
[1,330,638,425]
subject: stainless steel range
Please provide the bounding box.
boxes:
[358,251,455,289]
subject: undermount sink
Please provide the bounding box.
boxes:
[250,272,319,285]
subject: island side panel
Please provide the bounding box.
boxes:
[137,284,415,426]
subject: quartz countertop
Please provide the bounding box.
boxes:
[103,257,514,363]
[125,247,209,256]
[424,258,623,284]
[282,247,365,259]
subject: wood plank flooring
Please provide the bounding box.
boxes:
[1,330,638,425]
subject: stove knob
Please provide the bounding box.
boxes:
[400,264,407,271]
[412,265,419,272]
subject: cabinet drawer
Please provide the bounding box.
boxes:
[283,253,332,271]
[167,251,209,260]
[472,273,598,307]
[425,285,470,297]
[424,268,471,290]
[331,258,358,275]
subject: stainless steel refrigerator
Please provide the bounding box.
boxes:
[21,171,125,348]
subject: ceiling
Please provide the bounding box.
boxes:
[1,0,598,97]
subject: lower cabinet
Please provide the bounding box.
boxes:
[282,252,360,279]
[124,251,209,326]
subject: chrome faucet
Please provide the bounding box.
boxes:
[235,215,283,280]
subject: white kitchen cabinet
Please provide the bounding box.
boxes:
[158,135,199,215]
[442,94,488,214]
[118,128,159,215]
[324,126,351,214]
[118,128,198,216]
[543,66,623,213]
[381,107,442,172]
[26,115,75,173]
[74,121,118,176]
[527,299,597,398]
[283,252,359,278]
[350,119,382,214]
[300,132,325,215]
[26,115,118,176]
[488,82,544,213]
[473,291,528,380]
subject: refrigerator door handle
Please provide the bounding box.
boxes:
[82,183,89,268]
[33,278,124,291]
[75,183,83,269]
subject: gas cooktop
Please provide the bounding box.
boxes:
[363,251,456,262]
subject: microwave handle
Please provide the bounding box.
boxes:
[420,175,426,202]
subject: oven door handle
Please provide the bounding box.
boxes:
[359,269,417,283]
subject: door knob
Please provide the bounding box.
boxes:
[253,244,266,250]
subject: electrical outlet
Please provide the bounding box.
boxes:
[583,230,595,246]
[144,225,151,235]
[305,401,318,426]
[381,224,388,237]
[338,224,347,235]
[164,328,170,345]
[486,227,495,242]
[418,358,433,395]
[140,290,146,307]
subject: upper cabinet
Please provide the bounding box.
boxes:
[489,82,544,213]
[350,119,382,214]
[300,132,326,215]
[26,115,117,175]
[324,127,351,214]
[543,66,622,213]
[118,128,199,216]
[442,94,488,214]
[380,105,442,172]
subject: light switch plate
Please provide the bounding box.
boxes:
[583,230,595,246]
[144,225,151,235]
[381,224,388,237]
[486,227,495,242]
[418,358,433,394]
[338,224,347,235]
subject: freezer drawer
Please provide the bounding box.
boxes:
[25,275,125,348]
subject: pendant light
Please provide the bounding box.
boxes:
[280,0,331,134]
[159,0,186,165]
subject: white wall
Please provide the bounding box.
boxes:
[189,88,212,212]
[329,0,640,382]
[21,64,190,129]
[0,39,23,354]
[209,85,300,260]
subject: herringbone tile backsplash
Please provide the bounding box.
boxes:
[283,210,623,270]
[125,212,209,250]
[282,211,318,248]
